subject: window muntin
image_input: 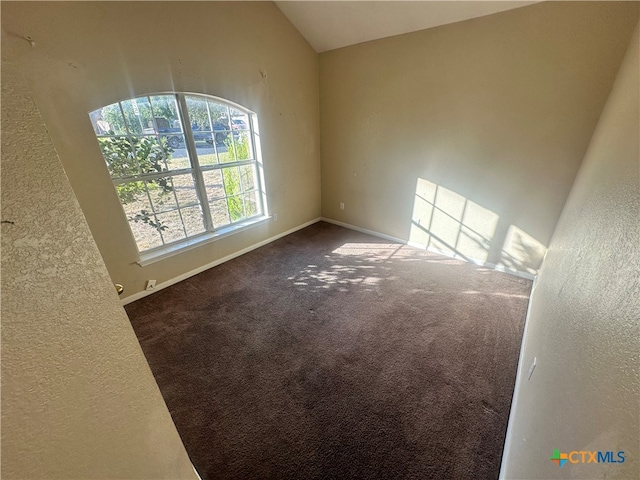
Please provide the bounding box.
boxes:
[90,93,264,254]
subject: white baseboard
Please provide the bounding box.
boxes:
[320,217,409,244]
[192,462,203,480]
[498,274,538,479]
[321,217,536,281]
[122,217,322,305]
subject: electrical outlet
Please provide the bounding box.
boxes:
[340,202,345,210]
[272,213,278,222]
[145,280,156,291]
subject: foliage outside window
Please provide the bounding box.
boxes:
[90,93,264,255]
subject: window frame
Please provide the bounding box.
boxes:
[91,92,269,265]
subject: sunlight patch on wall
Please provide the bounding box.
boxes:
[410,178,498,263]
[409,178,546,275]
[501,225,546,275]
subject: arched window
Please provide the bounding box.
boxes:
[90,93,266,262]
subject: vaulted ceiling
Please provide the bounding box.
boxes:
[275,1,540,52]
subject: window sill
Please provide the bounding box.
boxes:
[137,215,271,266]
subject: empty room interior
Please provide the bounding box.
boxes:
[2,1,638,479]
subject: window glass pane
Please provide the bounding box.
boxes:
[222,167,241,196]
[115,181,142,206]
[192,128,214,146]
[92,103,128,135]
[121,98,153,135]
[207,101,230,129]
[209,199,231,228]
[233,131,253,161]
[116,180,150,210]
[161,135,191,170]
[186,96,212,132]
[195,138,219,166]
[155,210,187,244]
[243,192,258,217]
[210,104,231,149]
[172,173,199,207]
[227,195,245,222]
[219,139,235,164]
[137,97,156,134]
[129,216,164,251]
[186,94,218,167]
[230,108,249,131]
[239,165,256,191]
[89,107,113,135]
[132,136,171,174]
[214,129,229,147]
[182,206,206,237]
[98,135,140,178]
[202,170,225,200]
[192,132,214,149]
[155,130,182,151]
[119,184,164,250]
[147,177,178,213]
[149,95,182,142]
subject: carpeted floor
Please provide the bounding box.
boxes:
[125,222,531,480]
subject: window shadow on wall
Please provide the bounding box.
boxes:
[409,178,546,275]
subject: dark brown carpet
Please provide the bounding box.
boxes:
[125,222,531,480]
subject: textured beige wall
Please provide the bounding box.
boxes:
[319,1,638,275]
[500,23,639,479]
[1,1,320,300]
[1,55,197,478]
